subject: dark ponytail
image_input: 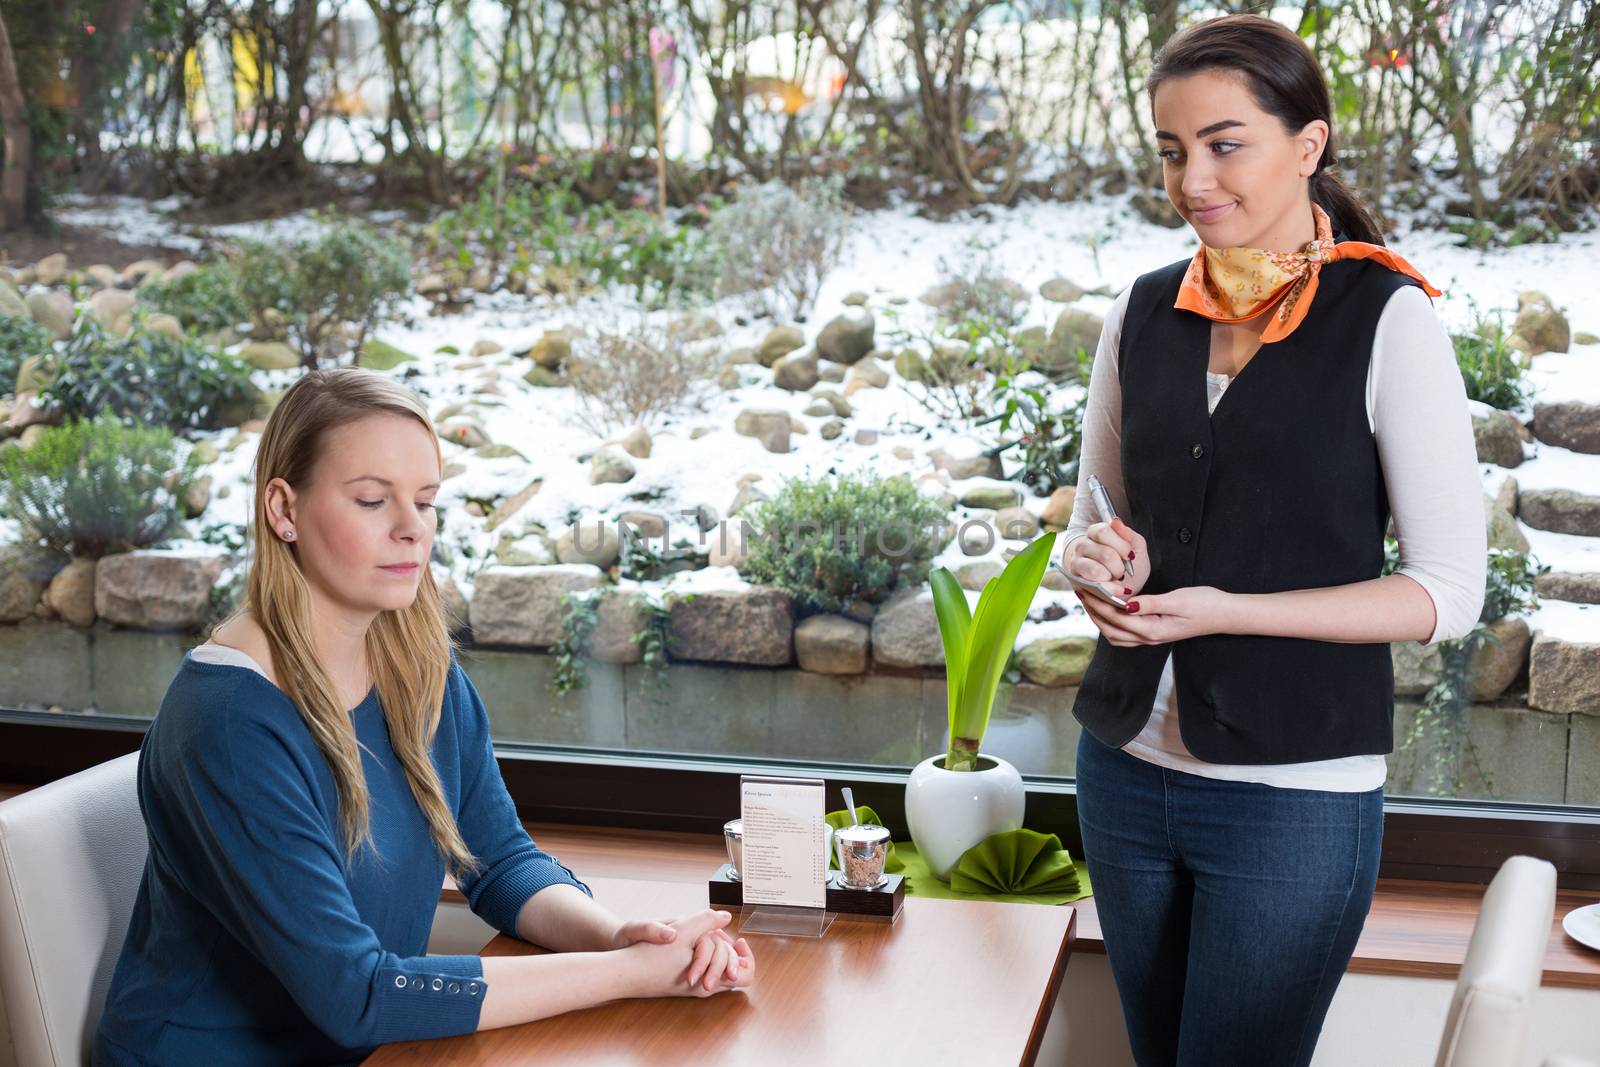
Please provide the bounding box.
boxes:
[1148,14,1386,246]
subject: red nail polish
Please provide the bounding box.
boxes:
[1125,602,1140,613]
[1129,551,1136,562]
[1123,587,1133,596]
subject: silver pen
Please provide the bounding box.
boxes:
[1086,474,1133,584]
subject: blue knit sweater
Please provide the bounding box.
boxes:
[92,653,590,1066]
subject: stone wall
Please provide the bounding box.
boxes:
[2,621,1594,805]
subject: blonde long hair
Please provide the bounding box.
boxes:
[245,368,476,877]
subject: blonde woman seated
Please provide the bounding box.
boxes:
[94,369,755,1066]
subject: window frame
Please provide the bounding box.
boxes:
[6,710,1599,890]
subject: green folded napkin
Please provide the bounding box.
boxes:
[951,828,1081,897]
[893,835,1092,907]
[825,805,905,873]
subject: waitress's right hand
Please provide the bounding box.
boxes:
[1065,517,1148,597]
[621,909,754,999]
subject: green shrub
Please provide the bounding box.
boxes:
[235,217,412,364]
[980,359,1087,495]
[0,416,195,557]
[44,316,259,432]
[738,473,949,613]
[709,177,849,321]
[1453,306,1530,410]
[139,261,248,336]
[0,315,54,394]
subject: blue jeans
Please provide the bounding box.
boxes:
[1075,730,1383,1067]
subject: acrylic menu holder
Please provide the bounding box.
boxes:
[735,775,835,939]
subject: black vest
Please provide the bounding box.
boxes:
[1072,257,1418,764]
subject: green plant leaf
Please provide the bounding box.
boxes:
[952,533,1057,750]
[929,567,972,724]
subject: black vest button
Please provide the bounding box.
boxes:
[1191,444,1205,459]
[1178,527,1193,543]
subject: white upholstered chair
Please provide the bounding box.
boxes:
[1433,854,1559,1067]
[0,755,144,1067]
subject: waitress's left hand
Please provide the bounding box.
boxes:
[611,917,743,986]
[1075,585,1234,646]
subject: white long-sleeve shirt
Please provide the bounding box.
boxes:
[1065,282,1487,791]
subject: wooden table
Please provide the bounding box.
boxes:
[366,873,1076,1066]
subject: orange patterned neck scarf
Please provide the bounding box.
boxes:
[1174,203,1441,342]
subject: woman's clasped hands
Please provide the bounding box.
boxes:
[1065,517,1233,646]
[613,909,756,998]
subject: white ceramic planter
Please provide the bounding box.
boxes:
[904,753,1026,881]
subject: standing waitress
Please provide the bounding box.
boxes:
[1063,14,1486,1066]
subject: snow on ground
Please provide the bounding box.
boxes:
[47,190,1600,647]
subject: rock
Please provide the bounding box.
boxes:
[668,588,794,666]
[360,339,417,370]
[820,419,844,440]
[815,310,875,365]
[0,548,46,622]
[728,481,768,517]
[772,349,820,391]
[995,506,1040,540]
[94,552,226,630]
[958,519,996,556]
[668,312,723,342]
[436,572,469,633]
[918,280,968,310]
[417,273,447,295]
[1391,641,1441,697]
[1484,494,1530,553]
[803,400,834,417]
[18,424,49,449]
[191,440,221,466]
[86,288,136,334]
[590,445,637,485]
[871,588,944,668]
[437,419,491,450]
[930,441,1003,481]
[1535,572,1600,604]
[1039,277,1086,303]
[1471,617,1531,701]
[1528,637,1600,714]
[795,614,870,674]
[145,312,185,341]
[25,290,73,340]
[161,261,197,284]
[817,362,846,383]
[556,519,622,567]
[523,365,563,388]
[708,527,751,568]
[7,384,51,431]
[606,424,652,459]
[469,565,604,647]
[85,264,119,290]
[1495,476,1519,517]
[1512,292,1570,354]
[618,510,668,540]
[0,280,26,318]
[123,259,165,286]
[1473,410,1526,468]
[580,591,645,664]
[1532,402,1600,454]
[495,529,554,566]
[1041,486,1077,530]
[960,484,1021,510]
[44,558,97,628]
[757,326,806,367]
[845,358,890,390]
[473,444,525,461]
[183,475,212,518]
[842,291,870,307]
[487,479,542,531]
[1043,308,1103,375]
[894,348,929,382]
[735,408,791,453]
[1017,637,1098,687]
[691,504,720,532]
[1518,488,1600,537]
[240,341,300,371]
[528,331,571,370]
[716,365,742,390]
[808,393,850,421]
[724,347,759,366]
[852,429,878,446]
[34,253,68,286]
[955,561,1003,591]
[1576,332,1599,346]
[892,445,914,461]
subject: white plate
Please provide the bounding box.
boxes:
[1561,902,1600,953]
